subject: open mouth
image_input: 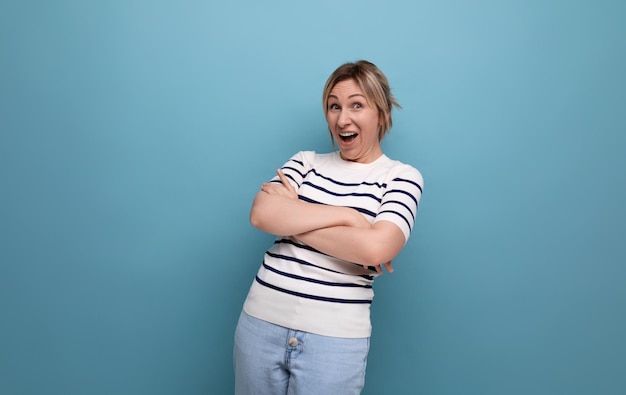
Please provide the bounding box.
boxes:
[339,132,358,143]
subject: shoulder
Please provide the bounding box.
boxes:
[382,156,424,191]
[288,151,337,167]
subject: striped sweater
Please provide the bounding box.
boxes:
[243,151,423,338]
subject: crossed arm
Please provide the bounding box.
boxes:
[249,170,406,272]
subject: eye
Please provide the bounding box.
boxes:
[353,102,362,109]
[329,103,340,111]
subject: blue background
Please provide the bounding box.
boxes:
[1,1,625,394]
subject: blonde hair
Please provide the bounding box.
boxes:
[322,60,401,141]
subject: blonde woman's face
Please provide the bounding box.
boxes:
[326,79,382,164]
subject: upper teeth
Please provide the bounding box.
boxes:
[340,133,357,137]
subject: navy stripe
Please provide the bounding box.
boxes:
[307,168,387,188]
[286,173,298,185]
[296,196,376,218]
[393,177,423,193]
[281,165,305,180]
[269,177,300,189]
[255,276,372,304]
[380,199,416,220]
[266,251,346,275]
[266,251,326,269]
[273,239,376,280]
[267,250,376,279]
[378,209,412,231]
[263,262,371,288]
[383,188,419,206]
[274,238,323,254]
[352,206,376,218]
[298,195,324,204]
[302,181,382,202]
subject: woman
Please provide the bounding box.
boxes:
[234,60,424,394]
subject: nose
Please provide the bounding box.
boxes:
[337,110,351,128]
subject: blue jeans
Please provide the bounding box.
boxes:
[233,311,370,395]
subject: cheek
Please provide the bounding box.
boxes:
[367,113,381,131]
[326,113,336,125]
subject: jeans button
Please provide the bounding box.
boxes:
[288,337,298,347]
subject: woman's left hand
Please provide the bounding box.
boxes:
[260,169,298,200]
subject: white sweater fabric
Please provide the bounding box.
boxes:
[243,151,424,338]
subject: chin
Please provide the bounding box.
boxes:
[339,152,357,162]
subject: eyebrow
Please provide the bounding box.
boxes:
[328,93,367,99]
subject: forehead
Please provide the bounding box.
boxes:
[329,79,365,98]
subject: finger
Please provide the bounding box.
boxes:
[261,182,282,194]
[384,261,394,273]
[276,169,294,192]
[362,264,383,274]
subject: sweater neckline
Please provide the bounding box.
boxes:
[331,151,388,169]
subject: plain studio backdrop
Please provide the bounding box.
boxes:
[1,1,625,394]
